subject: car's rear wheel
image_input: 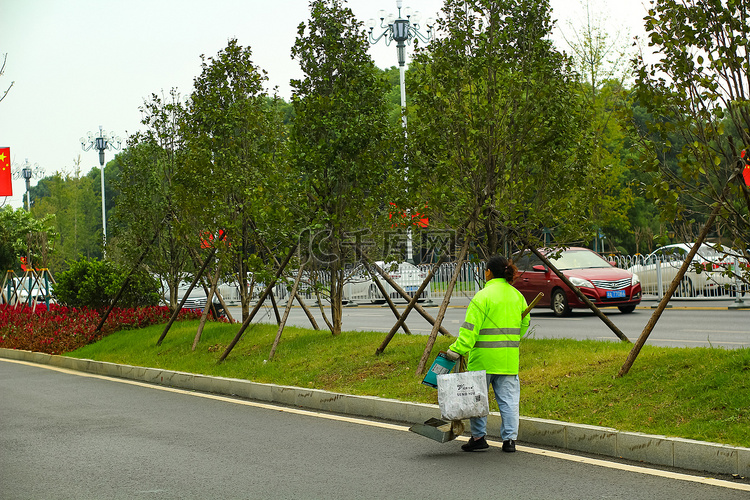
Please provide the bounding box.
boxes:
[618,305,636,313]
[551,289,571,317]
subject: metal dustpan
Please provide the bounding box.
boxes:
[409,417,465,443]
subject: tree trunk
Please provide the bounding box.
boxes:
[330,264,343,336]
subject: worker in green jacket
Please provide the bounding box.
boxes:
[445,255,530,452]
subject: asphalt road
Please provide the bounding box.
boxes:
[2,359,749,500]
[227,296,750,349]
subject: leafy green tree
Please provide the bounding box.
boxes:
[408,0,592,255]
[112,89,192,310]
[33,158,102,268]
[0,205,55,273]
[631,0,750,283]
[289,0,401,335]
[182,38,289,320]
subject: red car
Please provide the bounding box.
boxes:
[513,247,642,316]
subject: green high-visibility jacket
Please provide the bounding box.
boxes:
[448,278,530,375]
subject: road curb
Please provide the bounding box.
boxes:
[2,347,748,478]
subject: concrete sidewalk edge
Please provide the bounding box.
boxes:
[2,347,748,478]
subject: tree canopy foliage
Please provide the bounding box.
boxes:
[0,205,55,272]
[631,0,750,281]
[407,0,594,256]
[289,0,401,335]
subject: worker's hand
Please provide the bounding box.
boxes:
[445,349,460,361]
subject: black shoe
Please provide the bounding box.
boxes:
[461,436,489,452]
[502,439,516,453]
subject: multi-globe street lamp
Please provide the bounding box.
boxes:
[367,0,434,129]
[80,126,121,252]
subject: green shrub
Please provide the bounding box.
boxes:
[53,257,159,310]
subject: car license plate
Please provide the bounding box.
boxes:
[606,290,626,299]
[406,286,418,293]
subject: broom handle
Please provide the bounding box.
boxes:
[522,292,544,318]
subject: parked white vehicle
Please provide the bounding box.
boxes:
[627,243,738,297]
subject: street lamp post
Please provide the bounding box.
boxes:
[12,158,44,212]
[367,1,433,263]
[81,126,121,252]
[22,160,32,212]
[367,0,434,129]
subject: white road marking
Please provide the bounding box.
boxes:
[4,357,749,492]
[681,329,750,334]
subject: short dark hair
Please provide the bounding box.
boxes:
[487,255,518,284]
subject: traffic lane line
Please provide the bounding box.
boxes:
[3,357,749,493]
[681,329,750,334]
[595,338,750,347]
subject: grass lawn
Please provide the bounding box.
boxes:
[65,320,750,448]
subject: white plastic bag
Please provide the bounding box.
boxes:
[437,370,490,420]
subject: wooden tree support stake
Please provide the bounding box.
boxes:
[359,248,453,337]
[96,228,160,334]
[295,293,320,330]
[251,227,319,331]
[186,245,235,324]
[269,289,281,325]
[522,240,631,344]
[618,202,722,377]
[268,262,307,360]
[376,255,446,355]
[358,251,411,335]
[218,244,297,363]
[416,238,470,375]
[193,259,223,350]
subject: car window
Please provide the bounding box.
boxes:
[514,254,531,271]
[548,250,608,270]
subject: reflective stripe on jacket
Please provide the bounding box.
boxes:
[448,278,530,375]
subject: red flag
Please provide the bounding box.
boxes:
[0,147,11,197]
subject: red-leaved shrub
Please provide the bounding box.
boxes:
[0,303,205,355]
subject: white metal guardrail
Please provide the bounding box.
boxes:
[610,254,746,300]
[217,254,747,307]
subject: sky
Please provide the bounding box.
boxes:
[0,0,650,209]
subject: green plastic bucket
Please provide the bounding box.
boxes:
[421,351,457,388]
